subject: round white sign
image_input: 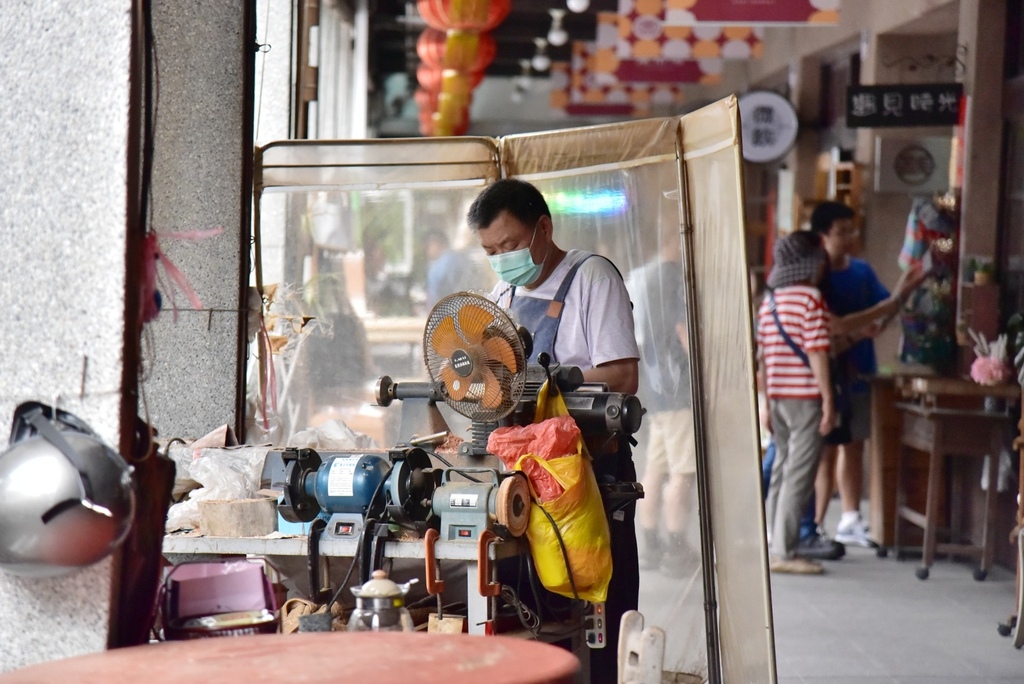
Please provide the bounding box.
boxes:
[738,90,799,164]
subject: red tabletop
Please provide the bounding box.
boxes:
[0,632,580,684]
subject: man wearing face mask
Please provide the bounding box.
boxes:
[467,178,639,683]
[467,178,639,395]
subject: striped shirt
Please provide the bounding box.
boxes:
[757,285,831,400]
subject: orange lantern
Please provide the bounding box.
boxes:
[437,92,470,125]
[440,69,475,98]
[414,87,471,112]
[432,110,470,136]
[416,65,483,93]
[419,113,469,137]
[414,88,439,113]
[417,28,496,73]
[417,0,511,32]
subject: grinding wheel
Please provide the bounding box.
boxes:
[496,473,530,537]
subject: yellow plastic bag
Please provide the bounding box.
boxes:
[514,380,612,603]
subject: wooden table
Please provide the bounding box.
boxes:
[869,375,1019,550]
[0,632,580,684]
[893,401,1012,580]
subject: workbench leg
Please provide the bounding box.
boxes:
[893,445,906,560]
[465,563,487,635]
[919,446,942,580]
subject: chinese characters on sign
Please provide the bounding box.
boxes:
[846,83,963,128]
[751,105,778,146]
[738,90,799,163]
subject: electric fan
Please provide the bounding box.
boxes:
[422,292,527,423]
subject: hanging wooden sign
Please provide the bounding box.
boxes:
[846,83,963,128]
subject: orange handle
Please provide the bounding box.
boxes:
[477,529,501,597]
[424,528,445,595]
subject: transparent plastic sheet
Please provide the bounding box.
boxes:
[503,128,708,680]
[257,185,497,446]
[680,100,775,682]
[250,108,772,681]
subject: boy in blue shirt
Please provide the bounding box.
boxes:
[810,202,896,547]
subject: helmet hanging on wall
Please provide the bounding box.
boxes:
[0,402,136,577]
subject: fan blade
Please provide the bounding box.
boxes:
[482,336,518,373]
[429,315,461,358]
[440,364,470,401]
[479,366,504,409]
[458,303,494,346]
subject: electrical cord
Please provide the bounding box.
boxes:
[324,519,396,616]
[531,502,595,641]
[536,503,580,601]
[364,465,394,521]
[323,464,393,614]
[500,584,541,635]
[421,448,482,483]
[493,505,587,641]
[525,549,546,624]
[324,538,361,615]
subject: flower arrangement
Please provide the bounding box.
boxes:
[968,329,1013,385]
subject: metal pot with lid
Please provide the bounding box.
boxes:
[347,569,417,632]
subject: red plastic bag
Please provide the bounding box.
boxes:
[488,415,580,465]
[487,415,581,501]
[519,457,564,502]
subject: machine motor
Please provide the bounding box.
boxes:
[267,447,440,540]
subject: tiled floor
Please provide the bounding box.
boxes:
[770,538,1023,683]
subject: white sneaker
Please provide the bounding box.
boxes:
[835,515,875,548]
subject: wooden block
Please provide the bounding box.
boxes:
[427,613,465,634]
[198,498,278,537]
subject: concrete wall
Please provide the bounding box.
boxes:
[0,2,134,671]
[0,0,253,671]
[140,0,253,441]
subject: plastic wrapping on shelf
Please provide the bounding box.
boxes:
[165,446,272,533]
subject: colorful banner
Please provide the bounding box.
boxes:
[549,42,686,117]
[618,0,840,25]
[605,10,755,84]
[605,10,762,60]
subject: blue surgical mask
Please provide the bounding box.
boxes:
[488,225,542,287]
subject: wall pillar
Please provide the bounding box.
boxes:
[957,0,1007,263]
[0,2,135,670]
[141,0,254,441]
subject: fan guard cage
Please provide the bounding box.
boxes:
[423,292,527,422]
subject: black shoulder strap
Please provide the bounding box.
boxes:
[768,291,810,368]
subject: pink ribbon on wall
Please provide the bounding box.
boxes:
[140,227,224,323]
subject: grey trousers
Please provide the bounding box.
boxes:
[765,398,824,559]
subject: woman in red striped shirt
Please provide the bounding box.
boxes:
[757,231,834,575]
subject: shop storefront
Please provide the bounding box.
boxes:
[741,0,1023,602]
